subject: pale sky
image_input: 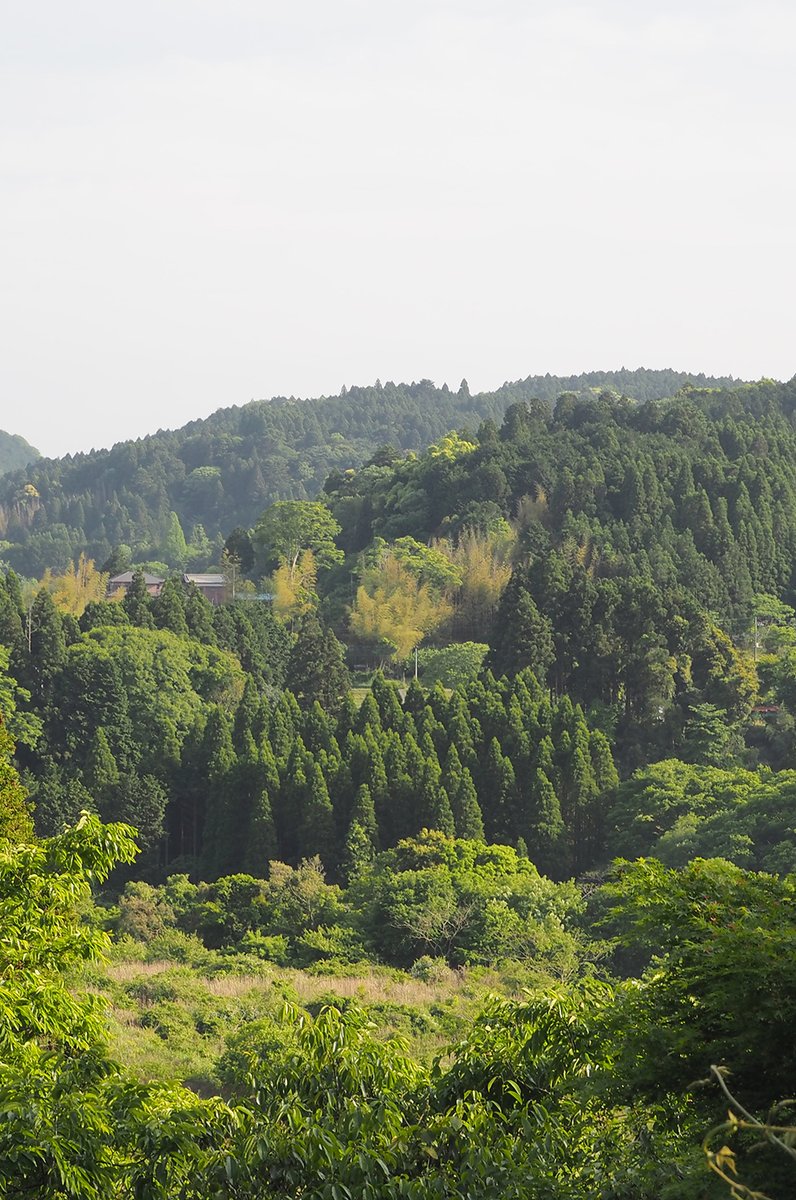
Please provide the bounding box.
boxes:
[2,0,794,458]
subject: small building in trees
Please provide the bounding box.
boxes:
[107,572,164,598]
[183,573,226,605]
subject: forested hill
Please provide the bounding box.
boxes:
[0,430,39,476]
[0,368,740,576]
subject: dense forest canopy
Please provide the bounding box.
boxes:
[0,368,742,576]
[4,367,796,1196]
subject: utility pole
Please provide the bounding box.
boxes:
[414,646,418,680]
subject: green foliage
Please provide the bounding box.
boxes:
[358,830,584,969]
[253,499,343,575]
[287,613,351,714]
[600,857,796,1110]
[486,574,555,684]
[1,370,729,576]
[0,642,41,749]
[60,624,245,769]
[417,641,488,689]
[608,759,796,872]
[0,722,34,842]
[4,812,796,1197]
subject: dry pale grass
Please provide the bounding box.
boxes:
[200,971,454,1005]
[110,1006,144,1028]
[104,958,482,1007]
[284,972,459,1006]
[106,960,178,982]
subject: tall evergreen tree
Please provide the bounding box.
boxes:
[525,769,567,878]
[25,589,66,705]
[232,675,260,754]
[162,511,189,570]
[287,614,351,714]
[298,761,336,868]
[244,788,278,875]
[486,573,555,682]
[152,577,189,636]
[415,760,455,837]
[200,708,238,878]
[83,726,120,805]
[122,571,154,628]
[343,782,379,880]
[184,585,217,643]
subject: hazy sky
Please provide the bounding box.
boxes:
[2,1,794,458]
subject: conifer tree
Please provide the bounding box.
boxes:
[31,767,95,838]
[513,666,543,702]
[0,583,26,672]
[152,577,189,636]
[335,692,359,741]
[83,726,120,805]
[344,731,370,795]
[162,511,189,570]
[590,729,619,793]
[417,704,447,759]
[403,677,426,720]
[108,773,167,854]
[277,737,310,859]
[233,675,260,754]
[252,696,271,747]
[355,692,382,735]
[200,708,238,878]
[479,737,516,840]
[329,757,354,828]
[184,585,216,643]
[244,788,278,874]
[370,671,405,731]
[122,570,154,628]
[566,735,600,874]
[27,588,66,704]
[415,760,455,837]
[526,768,567,878]
[362,727,389,814]
[287,614,351,714]
[486,574,555,682]
[446,695,478,771]
[80,599,130,632]
[3,570,24,617]
[298,761,336,868]
[451,767,484,840]
[269,703,296,763]
[300,701,336,756]
[342,780,379,877]
[343,819,376,882]
[380,731,411,845]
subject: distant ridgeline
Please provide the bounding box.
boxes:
[0,430,39,477]
[0,369,739,576]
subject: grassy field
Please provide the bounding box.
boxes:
[77,945,525,1096]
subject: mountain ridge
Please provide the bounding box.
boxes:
[0,431,39,477]
[0,368,750,576]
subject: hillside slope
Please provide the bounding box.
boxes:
[0,369,741,575]
[0,430,39,476]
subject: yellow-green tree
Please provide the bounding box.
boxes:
[41,553,108,618]
[271,548,318,623]
[444,529,514,641]
[350,552,452,663]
